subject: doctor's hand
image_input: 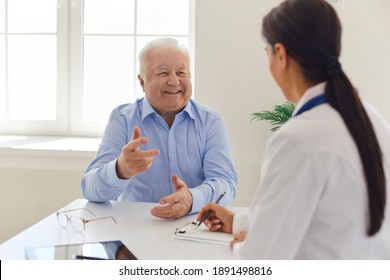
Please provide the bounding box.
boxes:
[151,174,193,219]
[116,127,160,179]
[230,230,247,247]
[196,203,235,234]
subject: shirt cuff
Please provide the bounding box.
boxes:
[104,159,132,187]
[232,210,249,235]
[188,188,204,214]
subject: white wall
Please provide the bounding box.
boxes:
[339,0,390,116]
[1,0,389,243]
[0,168,85,242]
[195,0,282,207]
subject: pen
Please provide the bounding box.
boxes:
[196,192,226,229]
[73,255,107,260]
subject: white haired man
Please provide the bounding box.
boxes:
[82,38,237,219]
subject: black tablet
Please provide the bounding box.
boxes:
[25,240,137,260]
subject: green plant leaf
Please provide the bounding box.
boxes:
[251,101,295,131]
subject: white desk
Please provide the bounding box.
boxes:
[0,199,247,260]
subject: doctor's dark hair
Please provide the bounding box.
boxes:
[262,0,386,236]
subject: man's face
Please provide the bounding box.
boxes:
[138,47,192,118]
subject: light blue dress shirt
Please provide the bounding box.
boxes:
[81,97,237,214]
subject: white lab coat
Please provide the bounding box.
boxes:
[233,83,390,259]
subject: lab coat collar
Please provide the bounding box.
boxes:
[293,82,327,116]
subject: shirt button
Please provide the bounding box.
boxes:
[170,154,175,158]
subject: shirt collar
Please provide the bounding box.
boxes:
[182,100,196,120]
[293,81,327,116]
[141,97,156,121]
[141,97,195,121]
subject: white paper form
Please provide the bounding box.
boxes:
[171,222,233,245]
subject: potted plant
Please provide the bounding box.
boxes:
[251,101,295,131]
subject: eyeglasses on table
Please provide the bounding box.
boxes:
[56,207,117,232]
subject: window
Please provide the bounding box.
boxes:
[0,0,194,136]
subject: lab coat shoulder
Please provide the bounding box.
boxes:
[363,101,390,157]
[233,107,334,259]
[234,103,390,259]
[234,104,360,259]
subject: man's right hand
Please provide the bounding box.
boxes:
[116,127,160,179]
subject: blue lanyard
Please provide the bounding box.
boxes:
[294,94,327,117]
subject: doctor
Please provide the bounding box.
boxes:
[197,0,390,259]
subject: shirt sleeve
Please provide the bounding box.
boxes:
[189,116,238,214]
[81,110,132,202]
[232,211,250,234]
[233,129,324,259]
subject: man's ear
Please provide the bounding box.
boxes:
[138,74,145,91]
[273,42,288,70]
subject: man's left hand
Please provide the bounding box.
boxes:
[151,174,193,219]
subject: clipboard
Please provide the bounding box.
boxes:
[172,222,233,245]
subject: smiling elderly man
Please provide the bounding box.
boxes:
[81,38,237,219]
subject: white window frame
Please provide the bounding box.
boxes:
[0,0,195,137]
[0,0,68,135]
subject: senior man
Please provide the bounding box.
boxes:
[81,38,237,219]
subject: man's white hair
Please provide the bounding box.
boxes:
[138,38,190,76]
